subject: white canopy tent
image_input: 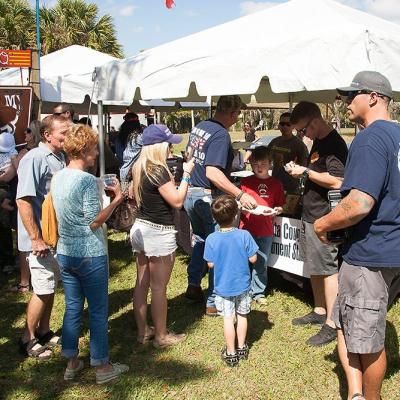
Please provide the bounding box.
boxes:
[95,0,400,104]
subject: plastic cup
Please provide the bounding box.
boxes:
[101,174,117,187]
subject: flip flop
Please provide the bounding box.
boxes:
[137,326,155,344]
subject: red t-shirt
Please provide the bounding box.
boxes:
[239,175,285,237]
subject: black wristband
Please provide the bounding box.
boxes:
[236,191,244,201]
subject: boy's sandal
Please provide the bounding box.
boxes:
[19,338,52,360]
[36,330,61,347]
[9,283,30,293]
[137,326,155,344]
[351,394,365,400]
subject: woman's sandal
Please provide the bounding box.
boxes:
[9,283,30,293]
[351,394,365,400]
[19,338,52,360]
[137,326,155,344]
[36,330,61,348]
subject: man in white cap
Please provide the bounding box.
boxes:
[314,71,400,400]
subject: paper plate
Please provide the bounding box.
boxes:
[230,170,254,178]
[243,205,276,216]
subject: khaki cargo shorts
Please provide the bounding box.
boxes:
[332,261,400,354]
[28,252,60,295]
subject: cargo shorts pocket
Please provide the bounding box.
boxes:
[343,296,381,339]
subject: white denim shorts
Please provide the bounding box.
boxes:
[130,219,177,257]
[215,290,252,317]
[28,251,61,295]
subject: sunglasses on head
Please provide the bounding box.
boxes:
[25,128,32,134]
[53,111,67,116]
[279,121,291,127]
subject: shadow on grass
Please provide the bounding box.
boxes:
[248,309,274,347]
[325,321,400,400]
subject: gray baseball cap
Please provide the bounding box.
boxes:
[337,71,393,99]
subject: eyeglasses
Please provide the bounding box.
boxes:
[341,90,388,103]
[297,119,313,135]
[279,121,291,127]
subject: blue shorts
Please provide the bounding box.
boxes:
[215,290,251,317]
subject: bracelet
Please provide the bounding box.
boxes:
[181,176,191,184]
[183,170,191,175]
[235,190,244,201]
[302,168,310,179]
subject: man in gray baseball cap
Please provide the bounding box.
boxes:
[314,71,400,400]
[337,70,393,100]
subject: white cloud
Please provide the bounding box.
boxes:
[119,5,137,17]
[133,26,144,33]
[155,25,161,33]
[239,1,277,16]
[338,0,400,24]
[364,0,400,23]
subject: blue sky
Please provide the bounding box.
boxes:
[35,0,400,57]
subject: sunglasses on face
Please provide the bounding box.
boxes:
[297,119,312,135]
[341,90,388,103]
[53,111,67,116]
[279,121,291,127]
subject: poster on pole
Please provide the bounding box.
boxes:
[0,86,32,144]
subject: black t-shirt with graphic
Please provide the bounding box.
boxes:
[302,130,348,223]
[137,167,174,226]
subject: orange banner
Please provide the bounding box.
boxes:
[0,49,32,68]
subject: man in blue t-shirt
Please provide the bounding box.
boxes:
[183,95,257,315]
[314,71,400,400]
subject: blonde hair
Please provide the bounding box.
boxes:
[64,124,98,159]
[132,142,172,206]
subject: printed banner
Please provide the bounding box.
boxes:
[0,86,33,144]
[0,49,32,68]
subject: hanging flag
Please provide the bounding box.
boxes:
[165,0,175,9]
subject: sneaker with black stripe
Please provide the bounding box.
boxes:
[236,343,249,360]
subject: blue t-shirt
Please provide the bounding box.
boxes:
[188,119,233,189]
[341,120,400,268]
[204,228,258,297]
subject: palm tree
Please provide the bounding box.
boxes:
[40,0,123,58]
[0,0,36,49]
[0,0,123,58]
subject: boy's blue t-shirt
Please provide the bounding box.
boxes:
[188,119,233,189]
[204,228,258,297]
[341,120,400,268]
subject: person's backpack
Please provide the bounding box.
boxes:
[41,191,58,248]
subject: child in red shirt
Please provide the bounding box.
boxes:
[240,146,285,304]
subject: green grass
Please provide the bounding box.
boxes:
[1,232,399,400]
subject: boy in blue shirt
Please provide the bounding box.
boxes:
[204,195,258,366]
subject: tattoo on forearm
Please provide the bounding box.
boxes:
[337,189,374,224]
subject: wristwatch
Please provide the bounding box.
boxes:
[302,168,310,178]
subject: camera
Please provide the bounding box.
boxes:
[326,190,348,244]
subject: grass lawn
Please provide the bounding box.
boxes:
[1,229,399,400]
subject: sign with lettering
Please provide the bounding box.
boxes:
[268,216,309,277]
[0,86,32,144]
[0,49,32,68]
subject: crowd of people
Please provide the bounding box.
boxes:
[0,70,399,399]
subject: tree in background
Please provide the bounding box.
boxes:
[0,0,35,49]
[0,0,123,58]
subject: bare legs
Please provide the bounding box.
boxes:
[337,329,386,400]
[310,273,338,327]
[133,252,175,342]
[223,314,247,354]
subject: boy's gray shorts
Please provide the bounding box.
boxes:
[332,261,400,354]
[215,290,252,317]
[300,220,338,276]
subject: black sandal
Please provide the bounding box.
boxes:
[36,330,61,347]
[9,284,30,293]
[19,338,52,360]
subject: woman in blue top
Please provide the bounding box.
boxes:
[52,124,129,384]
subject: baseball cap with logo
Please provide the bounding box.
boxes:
[142,124,182,146]
[337,71,393,99]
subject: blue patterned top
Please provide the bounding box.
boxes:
[52,168,106,257]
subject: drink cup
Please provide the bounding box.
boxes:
[101,174,117,197]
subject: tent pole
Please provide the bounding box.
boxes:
[97,100,105,176]
[288,93,293,111]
